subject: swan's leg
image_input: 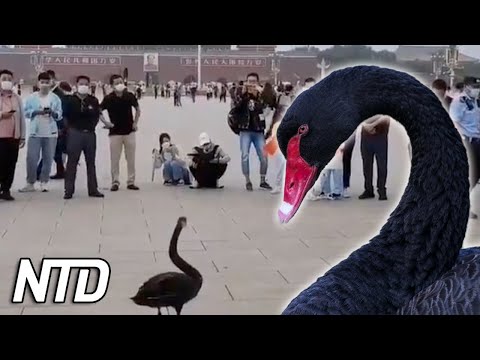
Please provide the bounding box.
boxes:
[175,305,183,315]
[157,308,162,315]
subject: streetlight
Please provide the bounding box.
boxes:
[197,45,202,87]
[271,54,281,84]
[30,49,47,75]
[431,52,445,80]
[446,45,460,88]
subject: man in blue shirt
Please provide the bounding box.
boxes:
[449,76,480,219]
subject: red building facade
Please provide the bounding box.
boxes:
[0,48,319,84]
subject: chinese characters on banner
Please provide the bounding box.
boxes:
[31,55,122,66]
[180,57,266,67]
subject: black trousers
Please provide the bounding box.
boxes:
[64,129,98,195]
[342,133,356,188]
[463,137,480,190]
[190,163,227,188]
[361,134,388,193]
[0,138,20,192]
[219,94,227,103]
[191,91,196,103]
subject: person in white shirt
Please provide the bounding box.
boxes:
[308,143,345,200]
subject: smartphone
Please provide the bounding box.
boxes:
[44,107,51,111]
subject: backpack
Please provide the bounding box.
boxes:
[193,145,219,165]
[227,106,244,135]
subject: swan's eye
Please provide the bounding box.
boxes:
[289,181,295,190]
[298,124,309,135]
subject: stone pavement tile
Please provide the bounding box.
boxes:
[187,222,246,241]
[153,251,219,276]
[52,227,102,243]
[299,238,361,262]
[45,241,101,253]
[276,260,331,285]
[202,239,260,251]
[0,307,23,315]
[184,299,286,315]
[43,248,101,257]
[256,245,327,268]
[100,251,156,268]
[1,228,53,244]
[205,248,275,273]
[249,236,307,250]
[150,240,205,252]
[21,298,155,315]
[225,276,302,301]
[99,235,153,252]
[148,225,199,242]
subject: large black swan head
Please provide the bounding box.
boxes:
[276,65,459,223]
[277,69,363,223]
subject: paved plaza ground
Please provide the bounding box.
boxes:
[1,95,480,315]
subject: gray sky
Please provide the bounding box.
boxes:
[276,45,480,59]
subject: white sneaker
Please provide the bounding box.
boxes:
[343,188,351,198]
[270,186,281,195]
[19,184,35,193]
[40,182,49,192]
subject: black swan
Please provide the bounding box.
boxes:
[276,65,480,315]
[131,217,202,315]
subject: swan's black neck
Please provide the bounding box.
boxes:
[289,67,470,315]
[352,67,469,311]
[169,225,203,285]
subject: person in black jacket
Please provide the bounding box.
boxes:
[188,132,230,189]
[230,72,272,191]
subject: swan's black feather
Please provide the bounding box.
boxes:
[398,248,480,315]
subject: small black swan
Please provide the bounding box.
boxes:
[131,217,202,315]
[277,65,480,315]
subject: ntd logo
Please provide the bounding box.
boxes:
[12,258,111,304]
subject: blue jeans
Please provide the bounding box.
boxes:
[239,131,268,177]
[26,137,57,184]
[163,160,190,183]
[319,169,343,195]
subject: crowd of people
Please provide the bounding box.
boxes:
[1,67,479,221]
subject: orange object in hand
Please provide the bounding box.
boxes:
[264,136,279,156]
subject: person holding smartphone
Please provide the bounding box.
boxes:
[229,72,271,191]
[19,72,62,193]
[0,69,25,201]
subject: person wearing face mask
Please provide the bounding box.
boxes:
[154,133,191,186]
[37,70,69,181]
[62,75,113,200]
[20,72,62,193]
[188,132,230,189]
[450,76,480,219]
[100,74,141,192]
[0,69,26,201]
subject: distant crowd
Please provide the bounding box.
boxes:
[2,68,479,221]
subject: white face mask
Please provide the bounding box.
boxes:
[467,87,480,99]
[1,81,13,91]
[114,84,126,92]
[162,141,171,149]
[39,83,51,91]
[77,85,89,95]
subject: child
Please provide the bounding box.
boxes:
[308,143,345,200]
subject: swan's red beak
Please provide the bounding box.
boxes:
[278,125,319,224]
